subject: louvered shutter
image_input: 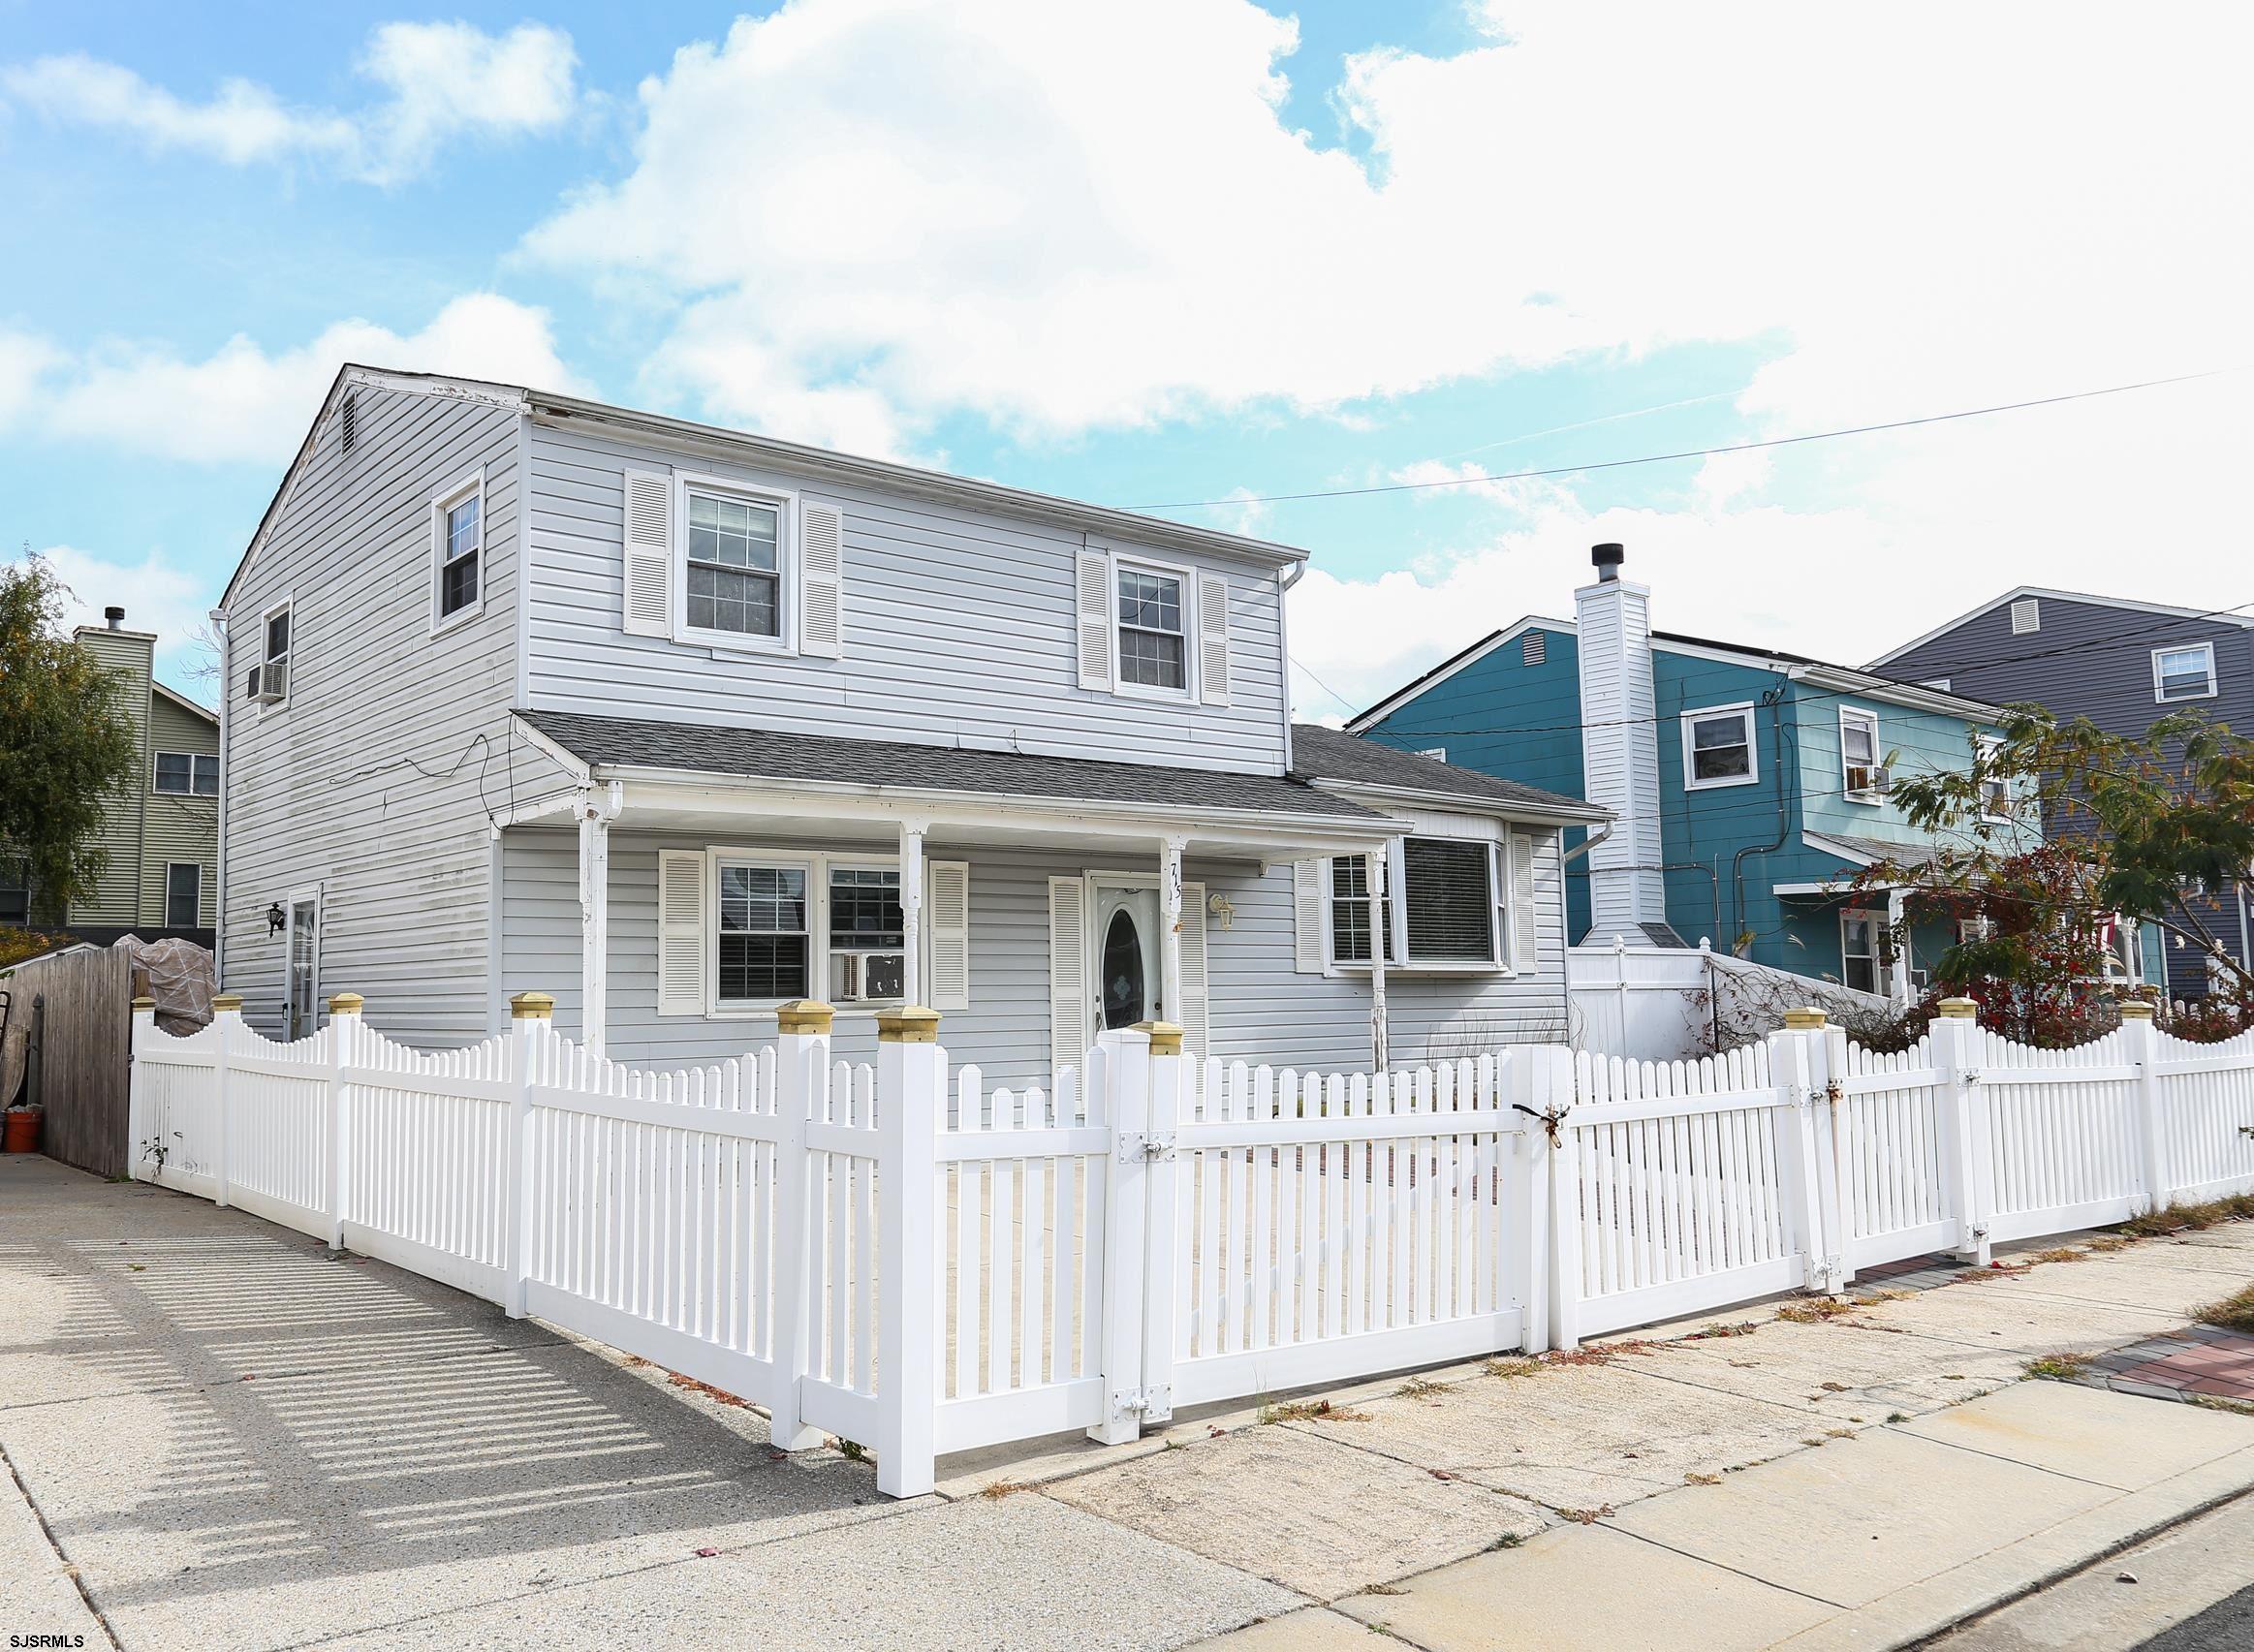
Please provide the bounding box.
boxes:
[657,850,706,1015]
[1048,876,1090,1078]
[1293,859,1327,973]
[1198,573,1231,706]
[798,499,844,658]
[927,859,970,1012]
[1176,882,1210,1057]
[1075,549,1112,691]
[622,470,672,637]
[1511,833,1539,970]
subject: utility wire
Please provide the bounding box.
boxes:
[1144,367,2240,510]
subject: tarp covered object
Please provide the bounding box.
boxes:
[114,936,215,1036]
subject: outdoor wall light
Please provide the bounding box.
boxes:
[266,902,287,935]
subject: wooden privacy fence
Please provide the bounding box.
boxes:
[4,945,134,1177]
[131,994,2254,1496]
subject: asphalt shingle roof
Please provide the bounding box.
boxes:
[1287,723,1605,819]
[517,709,1389,824]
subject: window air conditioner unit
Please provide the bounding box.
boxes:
[832,951,905,1003]
[254,659,288,703]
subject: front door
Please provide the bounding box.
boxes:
[287,898,320,1040]
[1091,883,1162,1031]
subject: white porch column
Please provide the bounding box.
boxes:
[898,817,927,1007]
[1885,886,1909,1007]
[577,783,621,1059]
[1367,847,1390,1071]
[1159,835,1186,1024]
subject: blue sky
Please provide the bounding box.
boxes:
[4,2,2247,711]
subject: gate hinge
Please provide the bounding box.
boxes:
[1112,1386,1174,1425]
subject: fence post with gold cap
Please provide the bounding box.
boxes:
[768,1000,832,1452]
[875,1006,943,1497]
[325,992,363,1249]
[2118,999,2171,1215]
[504,991,553,1318]
[1771,1008,1831,1291]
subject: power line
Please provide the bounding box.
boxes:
[1143,366,2241,511]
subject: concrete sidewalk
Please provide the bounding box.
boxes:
[6,1151,2253,1651]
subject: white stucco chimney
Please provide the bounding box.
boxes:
[1575,544,1667,938]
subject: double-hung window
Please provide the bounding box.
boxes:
[717,862,810,1003]
[2152,642,2216,702]
[153,752,220,795]
[827,864,906,1004]
[685,485,784,642]
[0,860,27,928]
[1977,737,2012,823]
[250,604,291,704]
[1681,704,1756,789]
[1840,909,1890,996]
[432,475,483,627]
[1116,563,1188,693]
[1329,856,1394,964]
[1839,707,1882,802]
[165,863,202,928]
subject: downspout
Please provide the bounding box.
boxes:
[1729,686,1793,954]
[210,608,229,988]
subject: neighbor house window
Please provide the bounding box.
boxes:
[1839,707,1882,802]
[827,865,905,1004]
[717,862,809,1003]
[433,479,482,623]
[1330,855,1394,964]
[2152,642,2216,702]
[1681,704,1756,789]
[1977,737,2012,822]
[685,487,783,639]
[0,861,27,928]
[1116,563,1187,691]
[153,753,219,795]
[1841,909,1890,996]
[164,863,202,928]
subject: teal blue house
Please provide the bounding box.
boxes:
[1350,545,2058,1001]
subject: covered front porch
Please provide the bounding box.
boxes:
[502,711,1417,1087]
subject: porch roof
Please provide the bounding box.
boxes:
[516,709,1388,826]
[1289,723,1607,823]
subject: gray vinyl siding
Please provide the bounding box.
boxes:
[498,825,1572,1091]
[219,384,574,1042]
[1880,594,2254,994]
[520,421,1291,774]
[141,692,219,927]
[67,628,155,927]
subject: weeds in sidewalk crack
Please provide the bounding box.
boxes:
[2194,1283,2254,1333]
[1397,1377,1453,1400]
[1258,1398,1369,1424]
[1484,1357,1540,1380]
[2025,1353,2092,1382]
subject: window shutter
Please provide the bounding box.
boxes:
[1293,859,1327,973]
[927,859,970,1012]
[1511,833,1539,970]
[657,850,705,1015]
[1075,549,1112,691]
[1198,573,1231,705]
[1048,876,1090,1078]
[798,499,845,658]
[622,469,672,638]
[1177,881,1210,1057]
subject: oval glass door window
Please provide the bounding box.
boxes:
[1101,908,1145,1028]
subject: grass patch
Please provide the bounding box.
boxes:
[1555,1505,1612,1524]
[835,1438,868,1463]
[2188,1394,2254,1418]
[1258,1397,1369,1425]
[1397,1376,1454,1400]
[1683,1472,1721,1486]
[1483,1357,1540,1380]
[1954,1262,2032,1283]
[2118,1194,2254,1237]
[2085,1235,2134,1252]
[1886,1412,1910,1423]
[1687,1320,1762,1340]
[2195,1283,2254,1333]
[979,1480,1031,1500]
[2030,1247,2089,1263]
[2025,1353,2092,1382]
[1775,1296,1859,1325]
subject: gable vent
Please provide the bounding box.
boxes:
[2010,596,2039,634]
[1522,632,1547,667]
[339,393,358,454]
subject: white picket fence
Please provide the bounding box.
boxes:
[131,996,2254,1496]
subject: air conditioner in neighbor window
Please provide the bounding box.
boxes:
[254,658,288,703]
[832,951,905,1003]
[1846,764,1891,795]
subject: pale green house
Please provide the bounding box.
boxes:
[1,608,218,946]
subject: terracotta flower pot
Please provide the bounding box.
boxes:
[2,1108,41,1154]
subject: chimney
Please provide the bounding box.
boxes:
[1574,544,1668,938]
[105,606,125,630]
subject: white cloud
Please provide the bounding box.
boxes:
[18,545,218,688]
[0,22,578,184]
[6,295,582,464]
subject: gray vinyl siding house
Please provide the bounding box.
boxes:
[1871,587,2254,998]
[217,367,1601,1085]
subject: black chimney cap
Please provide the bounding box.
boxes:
[1590,543,1626,581]
[104,606,125,628]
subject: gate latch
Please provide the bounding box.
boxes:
[1117,1134,1176,1163]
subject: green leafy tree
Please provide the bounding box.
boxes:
[0,558,141,907]
[1853,706,2253,1039]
